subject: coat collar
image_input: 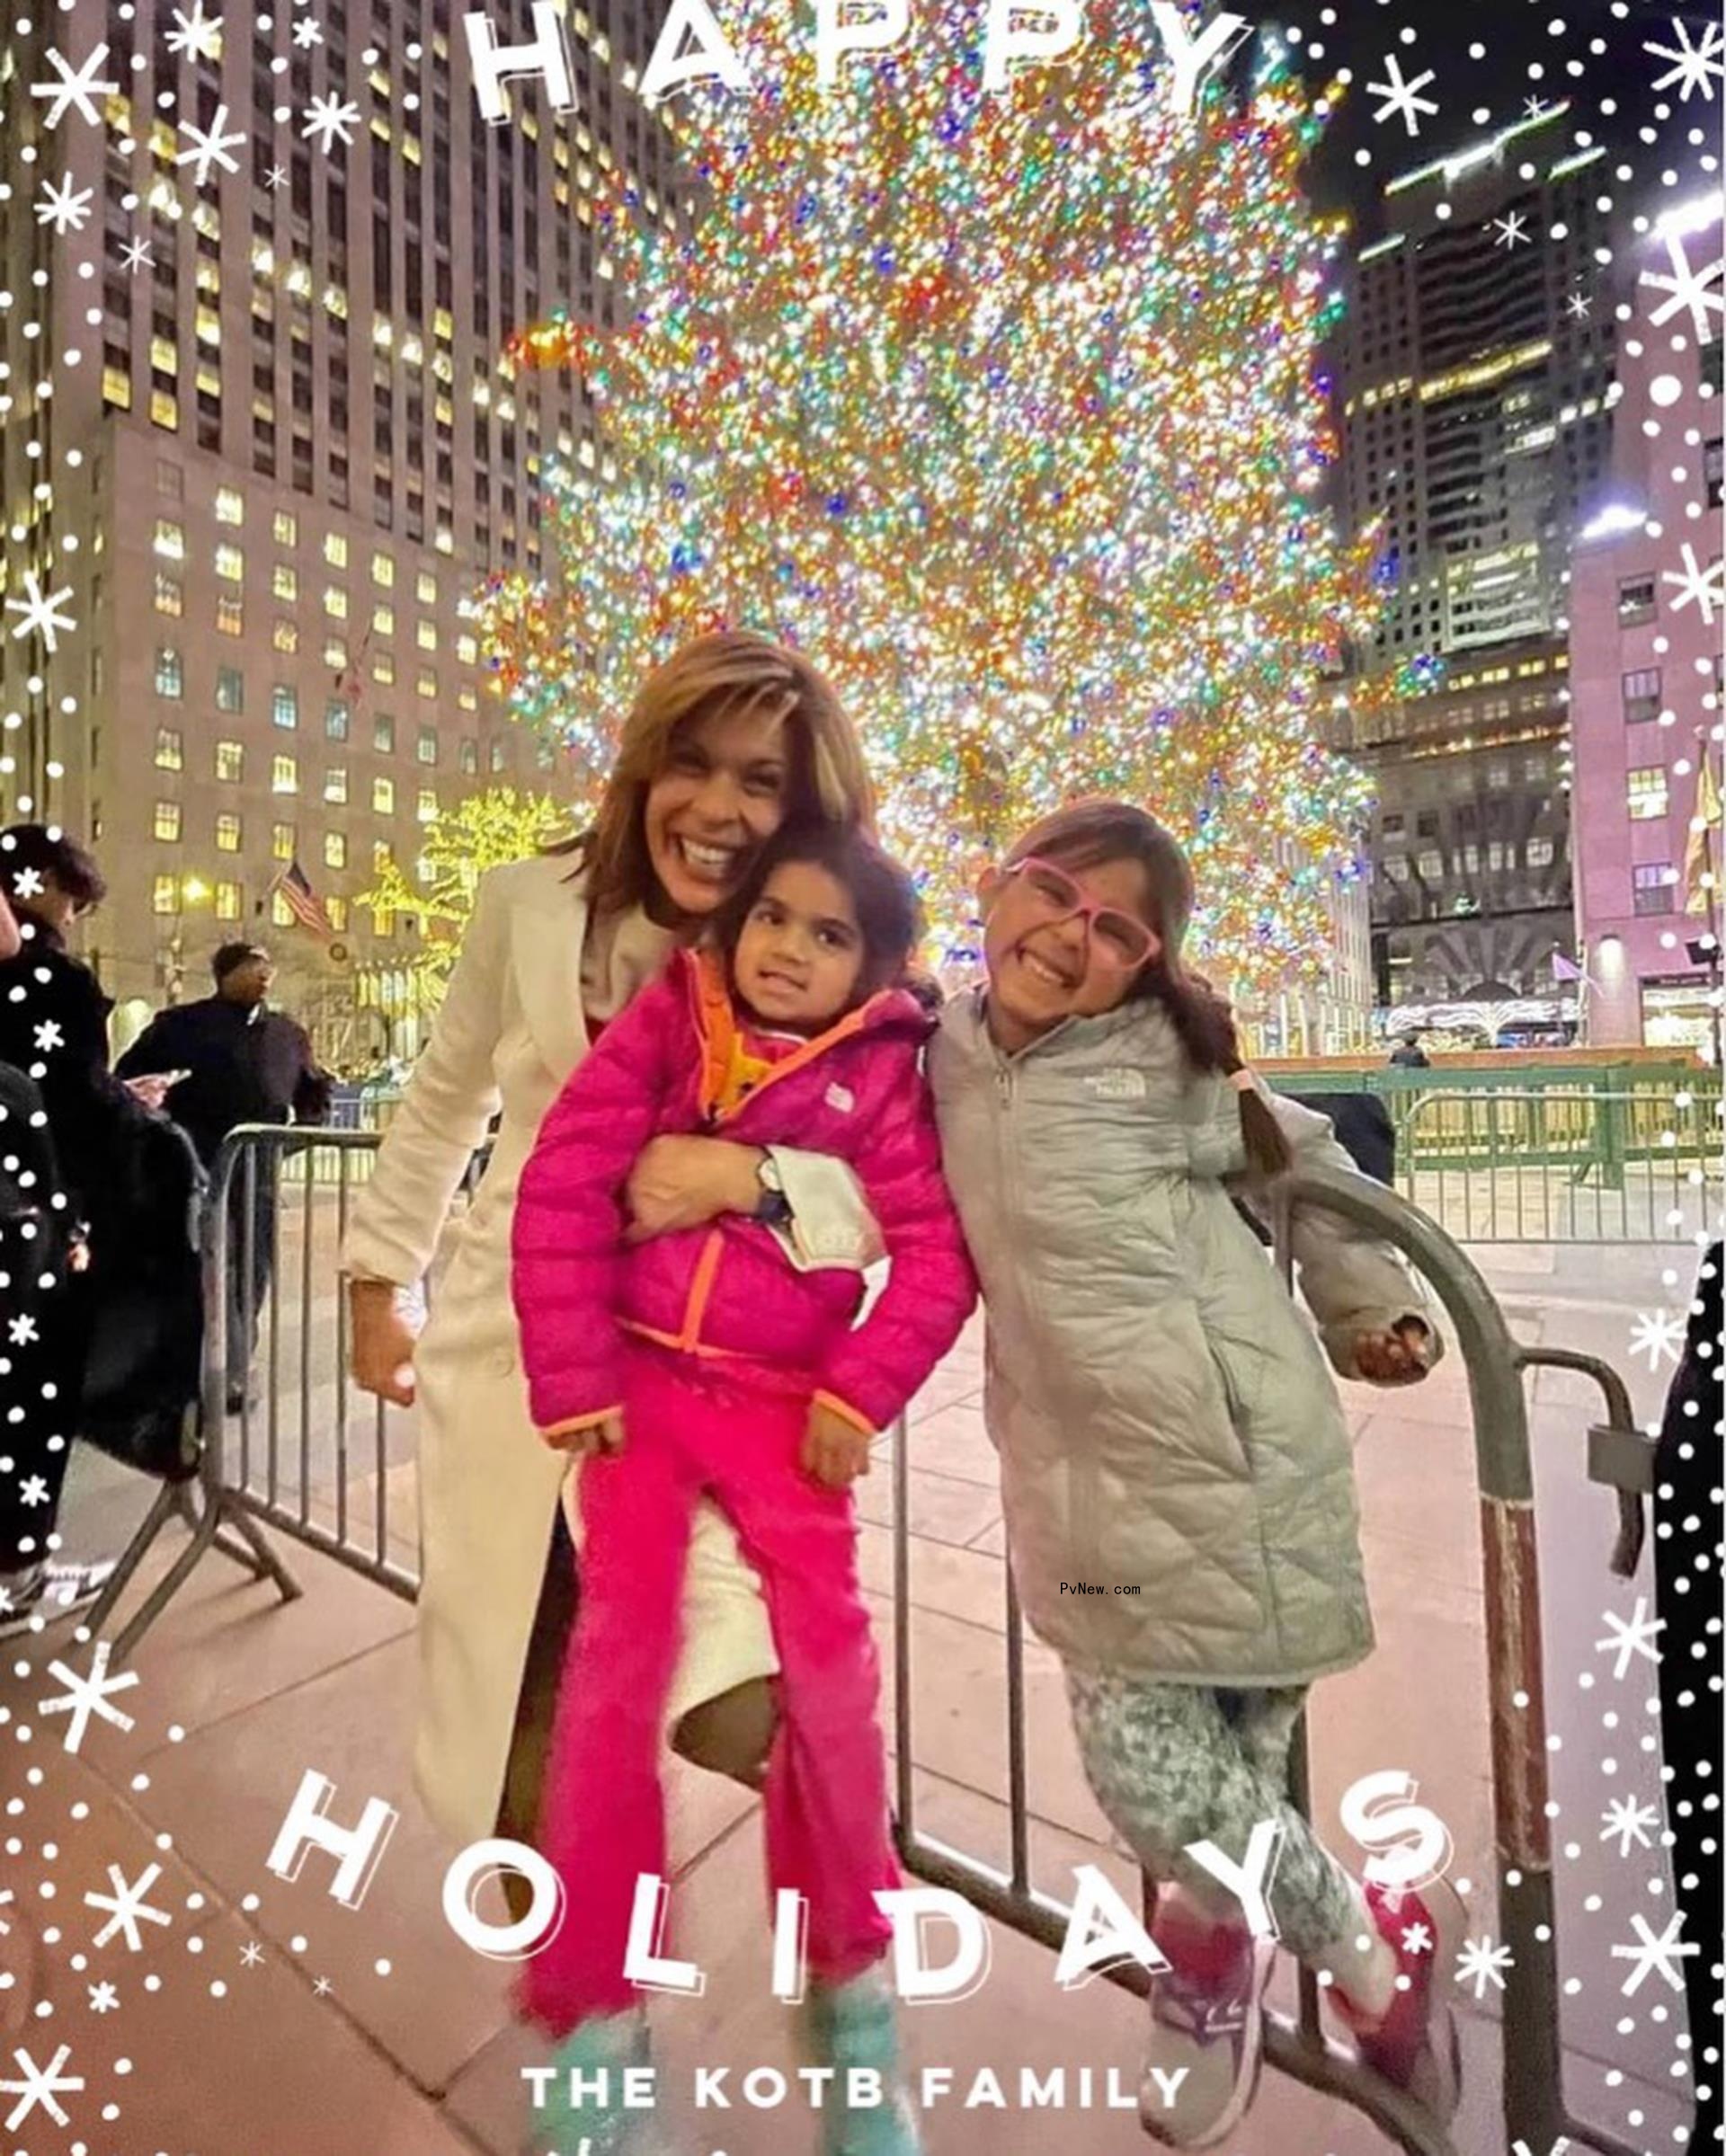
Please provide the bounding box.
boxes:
[508,854,592,1082]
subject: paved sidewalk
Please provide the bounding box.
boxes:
[0,1240,1704,2156]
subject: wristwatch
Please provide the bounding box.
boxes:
[754,1151,793,1227]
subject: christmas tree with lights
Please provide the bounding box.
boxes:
[476,4,1378,985]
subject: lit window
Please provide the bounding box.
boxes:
[217,595,244,636]
[154,647,183,697]
[372,839,392,871]
[153,874,179,915]
[216,812,242,853]
[373,714,395,752]
[216,740,245,782]
[417,786,438,824]
[154,800,182,842]
[272,821,296,862]
[415,570,436,604]
[273,563,298,601]
[416,618,438,652]
[150,387,179,430]
[217,667,245,713]
[325,830,348,869]
[1526,837,1555,868]
[325,767,349,803]
[373,603,396,636]
[215,542,245,582]
[102,365,134,410]
[489,739,509,773]
[273,510,298,546]
[325,532,349,567]
[371,550,395,588]
[456,634,478,666]
[325,700,351,741]
[215,880,242,921]
[458,688,478,713]
[154,726,184,771]
[1633,863,1677,915]
[1628,768,1669,821]
[215,485,245,526]
[416,669,437,701]
[416,726,438,766]
[272,617,299,653]
[272,754,298,794]
[271,685,298,730]
[324,638,348,673]
[327,896,349,932]
[373,777,396,814]
[271,891,295,927]
[372,651,396,685]
[154,572,183,617]
[153,519,185,561]
[325,585,350,620]
[458,738,478,776]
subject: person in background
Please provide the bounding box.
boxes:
[1387,1034,1430,1070]
[118,942,333,1412]
[0,830,153,1628]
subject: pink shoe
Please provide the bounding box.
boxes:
[1335,1877,1467,2120]
[1140,1907,1272,2148]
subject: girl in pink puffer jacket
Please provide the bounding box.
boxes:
[511,822,974,2154]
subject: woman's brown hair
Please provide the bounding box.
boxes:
[1004,801,1292,1177]
[553,631,876,918]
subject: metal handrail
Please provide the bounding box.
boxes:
[892,1165,1645,2156]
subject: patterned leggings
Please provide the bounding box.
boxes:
[1064,1667,1360,1962]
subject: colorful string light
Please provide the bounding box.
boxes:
[476,11,1382,983]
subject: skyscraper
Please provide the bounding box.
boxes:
[1332,103,1621,1007]
[0,0,678,1045]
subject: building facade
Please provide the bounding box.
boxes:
[0,0,677,1049]
[1568,197,1723,1052]
[1332,105,1621,1003]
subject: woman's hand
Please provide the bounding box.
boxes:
[1353,1318,1433,1388]
[543,1411,625,1459]
[348,1278,419,1407]
[802,1401,873,1489]
[624,1135,765,1243]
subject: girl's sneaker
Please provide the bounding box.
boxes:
[523,2005,662,2156]
[801,1964,923,2156]
[1334,1877,1467,2121]
[1139,1912,1271,2149]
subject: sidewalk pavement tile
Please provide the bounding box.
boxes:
[850,1462,1001,1549]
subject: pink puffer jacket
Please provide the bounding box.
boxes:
[512,949,976,1436]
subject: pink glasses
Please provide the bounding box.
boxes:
[1001,856,1156,971]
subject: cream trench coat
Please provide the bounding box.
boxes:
[342,854,863,1845]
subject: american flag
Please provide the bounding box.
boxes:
[272,858,337,942]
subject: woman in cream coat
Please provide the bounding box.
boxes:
[343,634,874,1850]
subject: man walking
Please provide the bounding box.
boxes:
[118,945,332,1410]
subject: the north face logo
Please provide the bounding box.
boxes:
[824,1082,857,1113]
[1086,1068,1147,1102]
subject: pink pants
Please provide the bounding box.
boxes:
[520,1344,900,2036]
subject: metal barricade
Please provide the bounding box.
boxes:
[889,1164,1650,2156]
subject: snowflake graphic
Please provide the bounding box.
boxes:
[1629,1308,1686,1371]
[1611,1912,1698,1995]
[1367,54,1438,136]
[0,2043,85,2131]
[29,45,120,129]
[240,1939,265,1968]
[1565,290,1592,320]
[10,867,45,901]
[87,1981,119,2014]
[292,14,325,47]
[1511,2141,1571,2156]
[33,176,94,235]
[301,93,361,151]
[38,1640,140,1752]
[1645,18,1724,102]
[4,572,78,653]
[119,236,155,275]
[85,1861,171,1953]
[164,4,224,61]
[175,103,247,187]
[1401,1920,1433,1955]
[1661,543,1725,626]
[17,1475,51,1507]
[32,1020,65,1053]
[1595,1598,1666,1679]
[1599,1797,1661,1858]
[0,1887,13,1936]
[1492,212,1533,251]
[1641,231,1724,346]
[1455,1934,1515,2000]
[8,1314,39,1345]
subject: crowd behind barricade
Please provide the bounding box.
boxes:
[0,634,1718,2156]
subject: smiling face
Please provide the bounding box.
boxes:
[642,704,795,920]
[981,850,1161,1051]
[734,860,867,1033]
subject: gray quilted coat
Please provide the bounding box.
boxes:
[929,990,1438,1689]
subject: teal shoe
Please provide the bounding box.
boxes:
[524,2006,664,2156]
[803,1966,923,2156]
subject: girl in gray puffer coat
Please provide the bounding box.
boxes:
[928,802,1467,2151]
